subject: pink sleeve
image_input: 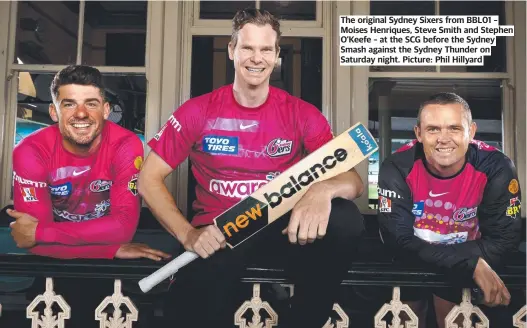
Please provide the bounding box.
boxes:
[301,102,334,153]
[12,141,54,227]
[147,98,206,168]
[35,135,143,247]
[29,244,120,259]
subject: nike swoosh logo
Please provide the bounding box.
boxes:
[429,191,449,197]
[240,123,258,130]
[73,168,90,176]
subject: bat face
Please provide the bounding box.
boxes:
[214,122,378,248]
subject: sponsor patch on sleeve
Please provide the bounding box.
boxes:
[508,179,519,194]
[506,197,521,219]
[20,187,38,202]
[134,156,143,170]
[379,196,392,213]
[128,175,138,196]
[203,135,239,155]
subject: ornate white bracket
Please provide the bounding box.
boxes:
[513,305,526,328]
[26,277,71,328]
[95,279,138,328]
[323,303,349,328]
[374,286,418,328]
[235,283,278,328]
[444,288,489,328]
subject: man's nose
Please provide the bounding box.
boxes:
[73,104,88,118]
[251,51,263,63]
[437,129,451,142]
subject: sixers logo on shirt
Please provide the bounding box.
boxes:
[453,206,478,222]
[266,138,292,157]
[203,135,239,155]
[90,180,112,192]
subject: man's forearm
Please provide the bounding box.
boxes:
[315,169,364,201]
[138,177,193,243]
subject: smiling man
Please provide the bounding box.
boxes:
[8,65,170,328]
[377,93,522,328]
[139,8,365,328]
[9,65,168,262]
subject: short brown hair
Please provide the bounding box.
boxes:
[417,92,472,126]
[231,8,281,51]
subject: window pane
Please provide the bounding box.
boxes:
[367,79,503,208]
[369,1,436,72]
[199,1,255,20]
[15,1,80,65]
[82,1,147,66]
[370,1,435,16]
[260,1,316,21]
[438,1,506,72]
[15,72,146,147]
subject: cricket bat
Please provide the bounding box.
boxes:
[138,122,378,293]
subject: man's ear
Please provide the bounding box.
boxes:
[49,103,59,122]
[228,41,234,61]
[469,121,477,140]
[103,102,110,120]
[414,125,422,142]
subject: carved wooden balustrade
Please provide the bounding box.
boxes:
[0,213,524,327]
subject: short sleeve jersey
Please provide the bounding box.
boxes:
[148,84,333,226]
[12,121,143,259]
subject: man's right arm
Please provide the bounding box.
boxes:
[12,143,120,259]
[377,160,484,281]
[137,151,193,242]
[139,100,226,258]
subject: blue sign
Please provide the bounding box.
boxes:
[349,123,377,155]
[203,135,239,155]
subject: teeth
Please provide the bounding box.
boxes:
[247,68,264,73]
[73,124,90,128]
[437,148,453,152]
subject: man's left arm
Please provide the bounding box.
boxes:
[284,105,364,243]
[474,155,523,268]
[35,136,143,245]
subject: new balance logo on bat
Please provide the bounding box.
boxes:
[217,148,348,245]
[263,148,348,208]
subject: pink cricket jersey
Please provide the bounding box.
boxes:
[148,84,333,226]
[12,121,143,259]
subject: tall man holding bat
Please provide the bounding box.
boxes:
[138,8,366,328]
[377,93,522,328]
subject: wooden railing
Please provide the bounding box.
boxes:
[0,236,524,327]
[0,213,525,327]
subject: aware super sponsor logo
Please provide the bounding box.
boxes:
[210,179,268,199]
[203,135,239,155]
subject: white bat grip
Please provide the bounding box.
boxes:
[138,251,199,293]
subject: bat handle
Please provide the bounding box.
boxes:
[138,251,199,293]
